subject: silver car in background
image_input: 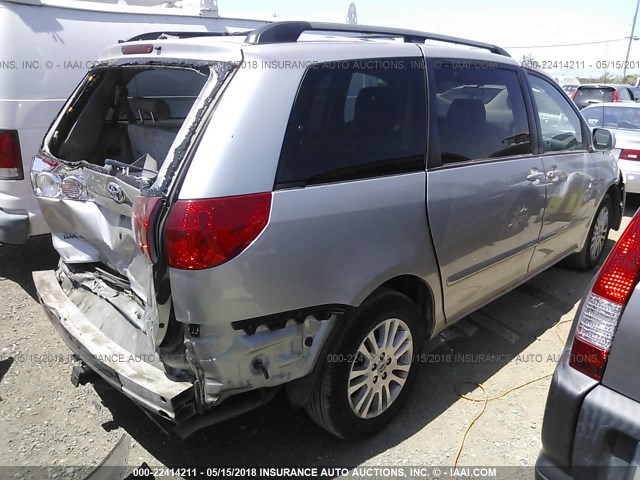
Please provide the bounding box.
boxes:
[30,22,624,440]
[582,103,640,194]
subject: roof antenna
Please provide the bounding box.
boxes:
[347,3,357,25]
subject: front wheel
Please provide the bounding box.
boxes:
[305,289,423,439]
[566,195,612,271]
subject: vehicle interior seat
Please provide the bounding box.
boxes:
[440,98,505,162]
[351,86,401,157]
[127,97,180,165]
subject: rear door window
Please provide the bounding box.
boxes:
[619,87,631,100]
[431,62,532,164]
[276,58,427,187]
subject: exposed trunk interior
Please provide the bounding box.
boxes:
[34,64,215,356]
[49,65,209,175]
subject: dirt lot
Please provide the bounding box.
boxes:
[1,197,638,479]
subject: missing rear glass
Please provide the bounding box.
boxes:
[49,66,210,176]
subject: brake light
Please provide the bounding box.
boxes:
[569,212,640,380]
[121,44,154,55]
[133,196,162,262]
[612,89,620,102]
[0,130,22,180]
[164,192,271,270]
[619,149,640,161]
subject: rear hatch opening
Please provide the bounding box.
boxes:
[30,60,237,416]
[47,64,211,179]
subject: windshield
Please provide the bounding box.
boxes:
[582,106,640,130]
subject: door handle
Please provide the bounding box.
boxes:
[546,169,564,183]
[527,169,546,183]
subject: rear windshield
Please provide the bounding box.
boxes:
[574,87,615,103]
[582,106,640,130]
[48,66,212,174]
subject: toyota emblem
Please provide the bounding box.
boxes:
[107,182,126,204]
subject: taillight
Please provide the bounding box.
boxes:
[133,196,162,262]
[164,192,271,270]
[619,149,640,161]
[0,130,23,180]
[572,89,578,100]
[569,212,640,380]
[612,89,620,102]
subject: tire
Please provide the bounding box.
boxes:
[305,289,424,439]
[565,195,612,271]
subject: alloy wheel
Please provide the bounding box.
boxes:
[347,318,413,419]
[590,206,610,262]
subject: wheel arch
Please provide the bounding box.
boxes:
[286,273,437,409]
[371,274,436,340]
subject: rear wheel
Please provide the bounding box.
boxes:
[566,195,612,271]
[305,289,423,439]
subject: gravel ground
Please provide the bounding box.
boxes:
[1,196,637,479]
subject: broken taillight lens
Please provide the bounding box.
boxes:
[0,130,23,180]
[133,196,162,262]
[569,211,640,380]
[164,193,272,270]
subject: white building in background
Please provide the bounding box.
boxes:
[0,0,268,243]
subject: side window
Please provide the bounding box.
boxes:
[276,58,426,187]
[527,75,586,153]
[432,62,531,164]
[582,108,604,128]
[619,88,631,101]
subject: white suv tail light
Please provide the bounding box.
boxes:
[0,130,23,180]
[570,211,640,380]
[619,149,640,161]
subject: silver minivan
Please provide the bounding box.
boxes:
[32,22,624,439]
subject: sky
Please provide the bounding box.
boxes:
[219,0,640,78]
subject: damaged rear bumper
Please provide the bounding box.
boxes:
[33,269,194,421]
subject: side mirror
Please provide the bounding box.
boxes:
[593,128,616,151]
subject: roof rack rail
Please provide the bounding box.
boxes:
[244,21,510,57]
[124,30,251,42]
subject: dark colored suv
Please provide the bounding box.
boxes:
[572,84,636,110]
